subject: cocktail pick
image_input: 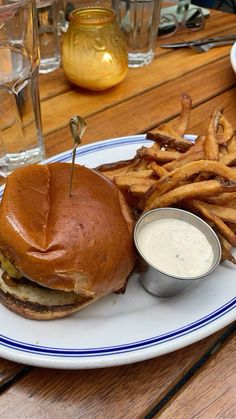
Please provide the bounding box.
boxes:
[69,115,87,196]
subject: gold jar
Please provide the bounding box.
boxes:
[62,7,128,90]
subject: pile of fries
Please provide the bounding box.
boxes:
[98,94,236,264]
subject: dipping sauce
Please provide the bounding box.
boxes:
[137,218,214,278]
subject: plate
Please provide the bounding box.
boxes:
[230,42,236,74]
[0,134,235,369]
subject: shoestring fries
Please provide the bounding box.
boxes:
[173,93,192,136]
[97,94,236,264]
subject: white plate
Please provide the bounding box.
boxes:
[230,42,236,74]
[0,135,235,369]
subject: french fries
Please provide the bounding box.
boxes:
[173,93,192,136]
[218,115,234,145]
[148,160,236,199]
[163,136,205,171]
[146,124,193,152]
[97,94,236,264]
[187,199,236,247]
[144,179,236,212]
[204,108,221,161]
[137,146,182,162]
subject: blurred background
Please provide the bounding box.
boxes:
[167,0,236,13]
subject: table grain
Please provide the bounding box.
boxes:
[159,332,236,419]
[0,8,235,418]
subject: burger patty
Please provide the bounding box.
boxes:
[0,272,90,306]
[0,270,93,320]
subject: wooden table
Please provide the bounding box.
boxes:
[1,8,236,418]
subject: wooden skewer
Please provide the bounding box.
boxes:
[68,116,87,197]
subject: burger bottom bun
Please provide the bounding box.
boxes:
[0,276,96,320]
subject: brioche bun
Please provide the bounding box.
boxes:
[0,163,135,319]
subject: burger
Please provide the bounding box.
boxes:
[0,163,135,320]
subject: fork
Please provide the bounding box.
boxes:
[189,40,236,52]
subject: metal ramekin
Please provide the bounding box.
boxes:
[134,208,222,297]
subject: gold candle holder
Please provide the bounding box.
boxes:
[62,7,128,90]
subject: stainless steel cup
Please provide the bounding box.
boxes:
[134,208,222,297]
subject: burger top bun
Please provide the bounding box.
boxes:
[0,163,135,298]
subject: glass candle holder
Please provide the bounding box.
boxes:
[62,7,128,90]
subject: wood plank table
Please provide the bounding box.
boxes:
[0,7,236,418]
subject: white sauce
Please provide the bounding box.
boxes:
[137,218,214,278]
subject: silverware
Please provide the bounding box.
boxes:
[159,34,236,49]
[189,39,236,52]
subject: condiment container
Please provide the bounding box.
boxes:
[134,208,222,297]
[62,7,128,90]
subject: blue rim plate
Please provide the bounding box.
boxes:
[0,135,235,369]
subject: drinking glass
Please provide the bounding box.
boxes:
[117,0,162,68]
[36,0,61,73]
[0,0,45,176]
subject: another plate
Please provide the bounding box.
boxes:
[230,42,236,74]
[0,135,235,369]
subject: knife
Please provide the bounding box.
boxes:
[159,34,236,48]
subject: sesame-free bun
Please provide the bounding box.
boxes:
[0,163,135,319]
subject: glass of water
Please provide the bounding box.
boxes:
[0,0,45,176]
[118,0,162,68]
[36,0,61,74]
